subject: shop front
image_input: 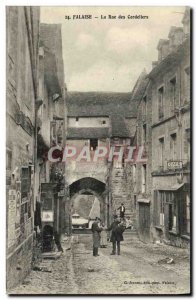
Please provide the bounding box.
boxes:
[153,183,190,248]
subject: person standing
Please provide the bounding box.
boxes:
[108,215,126,255]
[91,217,102,256]
[117,203,126,219]
[100,222,108,248]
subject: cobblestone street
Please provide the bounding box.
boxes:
[9,233,190,295]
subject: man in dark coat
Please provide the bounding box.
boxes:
[92,217,102,256]
[108,215,126,255]
[117,203,126,218]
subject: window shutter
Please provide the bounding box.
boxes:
[153,190,158,225]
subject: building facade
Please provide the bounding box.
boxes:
[34,23,67,251]
[134,8,191,248]
[6,10,67,289]
[65,92,141,232]
[6,6,40,289]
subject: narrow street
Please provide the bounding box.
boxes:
[10,233,190,295]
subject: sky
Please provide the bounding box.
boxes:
[41,6,186,92]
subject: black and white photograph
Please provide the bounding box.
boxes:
[6,5,191,295]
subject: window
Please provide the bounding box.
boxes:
[142,124,147,143]
[184,67,190,103]
[158,87,164,120]
[159,137,164,169]
[90,139,98,151]
[184,128,190,161]
[142,164,147,194]
[76,117,79,122]
[170,77,177,110]
[170,133,177,160]
[102,120,106,125]
[6,148,12,170]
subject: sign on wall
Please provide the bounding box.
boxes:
[42,211,54,222]
[167,161,183,170]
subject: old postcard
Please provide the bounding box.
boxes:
[6,6,191,295]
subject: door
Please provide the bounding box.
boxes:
[139,202,150,242]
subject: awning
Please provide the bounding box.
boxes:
[137,199,150,204]
[159,183,185,191]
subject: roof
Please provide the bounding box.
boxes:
[40,24,62,54]
[182,7,190,25]
[149,38,190,79]
[44,49,61,97]
[157,39,169,50]
[67,127,110,139]
[40,23,64,88]
[168,26,183,38]
[111,114,130,137]
[67,92,134,117]
[129,69,149,108]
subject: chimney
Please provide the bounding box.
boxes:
[182,7,190,37]
[168,26,184,52]
[157,39,169,62]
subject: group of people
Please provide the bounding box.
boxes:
[91,203,127,256]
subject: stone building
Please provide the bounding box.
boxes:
[134,7,191,247]
[34,23,67,251]
[6,11,67,289]
[65,92,140,232]
[127,70,151,239]
[6,6,40,289]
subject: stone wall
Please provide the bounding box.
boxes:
[6,6,40,290]
[6,234,34,291]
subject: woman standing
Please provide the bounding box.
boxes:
[100,222,108,248]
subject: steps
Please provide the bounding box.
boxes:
[111,167,132,218]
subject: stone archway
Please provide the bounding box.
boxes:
[65,177,108,233]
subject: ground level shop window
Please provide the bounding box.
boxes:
[153,190,164,227]
[154,189,190,236]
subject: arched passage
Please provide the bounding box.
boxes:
[65,177,109,233]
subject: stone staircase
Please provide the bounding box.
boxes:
[110,167,137,234]
[111,167,129,215]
